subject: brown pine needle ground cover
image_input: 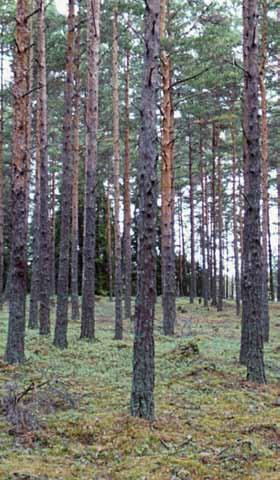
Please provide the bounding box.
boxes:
[0,299,280,480]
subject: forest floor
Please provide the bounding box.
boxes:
[0,298,280,480]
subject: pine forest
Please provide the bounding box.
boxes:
[0,0,280,478]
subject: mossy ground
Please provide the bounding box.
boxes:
[0,298,280,480]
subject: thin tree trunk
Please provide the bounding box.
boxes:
[112,9,122,340]
[71,4,81,321]
[124,46,132,320]
[199,124,208,307]
[217,151,223,312]
[49,156,56,297]
[278,166,280,302]
[160,0,176,334]
[259,0,269,341]
[28,103,41,329]
[54,0,75,349]
[5,0,30,364]
[267,215,274,301]
[0,28,5,306]
[231,126,241,316]
[106,186,113,302]
[80,0,100,340]
[211,122,218,306]
[241,0,266,383]
[38,0,50,336]
[189,125,196,304]
[131,0,160,420]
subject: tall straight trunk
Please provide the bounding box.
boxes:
[241,0,266,383]
[80,0,100,340]
[189,126,196,304]
[160,0,176,334]
[71,5,81,321]
[205,168,211,303]
[259,0,269,341]
[106,186,113,302]
[268,216,274,301]
[131,0,160,420]
[49,157,56,297]
[217,152,223,312]
[28,103,41,329]
[124,47,132,319]
[0,28,4,306]
[5,0,29,364]
[112,9,122,339]
[38,0,50,335]
[178,190,186,296]
[54,0,75,349]
[232,126,241,316]
[199,125,208,307]
[211,122,218,306]
[278,166,280,301]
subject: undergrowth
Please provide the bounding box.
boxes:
[0,298,279,479]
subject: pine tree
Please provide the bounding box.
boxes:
[131,0,160,420]
[80,0,100,340]
[54,0,75,349]
[5,0,30,364]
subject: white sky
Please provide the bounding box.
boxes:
[55,0,68,15]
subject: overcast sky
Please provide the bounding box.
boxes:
[55,0,68,15]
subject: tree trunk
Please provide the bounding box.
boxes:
[217,151,223,312]
[160,0,176,335]
[28,102,41,329]
[231,126,241,316]
[211,122,218,307]
[277,166,280,302]
[241,0,266,383]
[124,46,132,320]
[131,0,160,420]
[54,0,75,349]
[80,0,100,340]
[5,0,30,364]
[189,125,196,304]
[38,0,50,336]
[259,0,269,341]
[71,5,81,321]
[106,186,113,302]
[112,9,123,340]
[199,124,208,308]
[49,156,56,297]
[0,28,4,306]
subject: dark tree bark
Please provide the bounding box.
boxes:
[112,9,123,339]
[259,0,269,340]
[240,0,266,383]
[54,0,75,349]
[0,28,4,306]
[49,156,56,297]
[210,122,218,307]
[217,151,223,312]
[5,0,30,364]
[131,0,160,420]
[71,4,81,321]
[28,96,41,330]
[160,0,176,335]
[124,46,132,320]
[106,186,113,302]
[231,126,241,316]
[189,126,196,304]
[278,166,280,302]
[38,0,50,336]
[80,0,100,340]
[199,124,208,308]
